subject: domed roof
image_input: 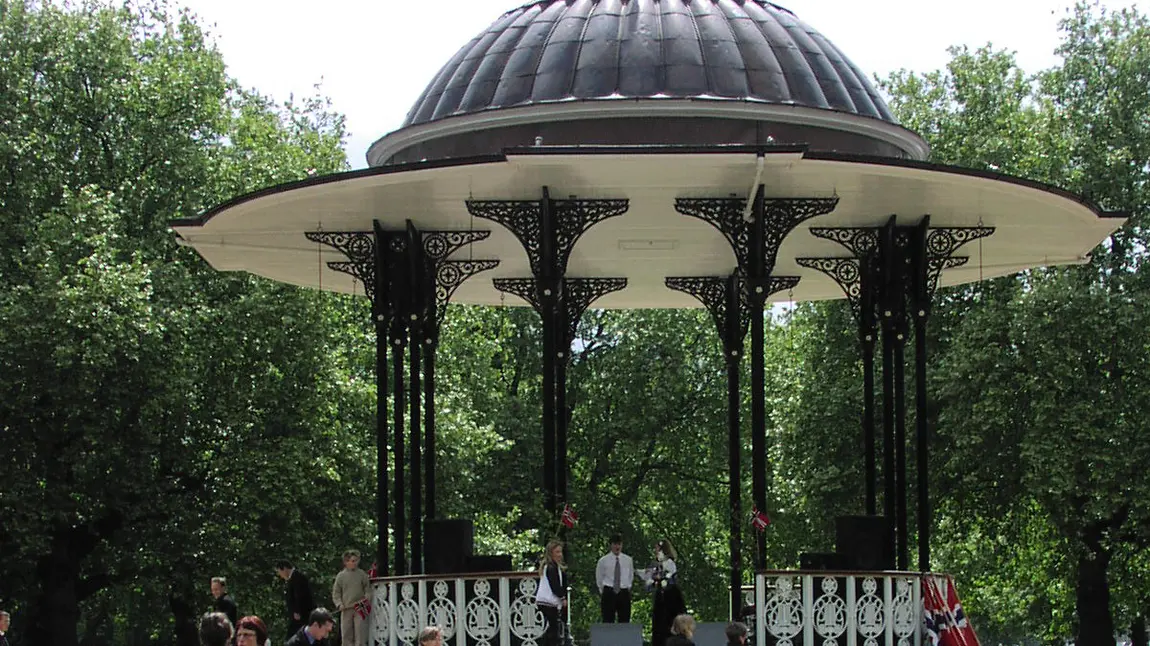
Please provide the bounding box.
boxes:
[403,0,896,127]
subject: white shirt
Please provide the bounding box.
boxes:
[595,551,635,592]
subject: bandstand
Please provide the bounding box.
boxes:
[171,1,1126,644]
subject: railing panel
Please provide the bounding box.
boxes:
[755,572,925,646]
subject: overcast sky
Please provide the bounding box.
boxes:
[180,0,1149,168]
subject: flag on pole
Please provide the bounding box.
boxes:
[923,575,980,646]
[560,503,579,529]
[353,597,372,621]
[751,507,771,531]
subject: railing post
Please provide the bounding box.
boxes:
[755,574,766,646]
[883,577,894,646]
[803,575,814,646]
[389,582,398,646]
[846,576,857,646]
[499,577,511,646]
[454,579,466,646]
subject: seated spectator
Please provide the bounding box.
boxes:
[199,612,233,646]
[236,615,268,646]
[286,608,336,646]
[725,622,748,645]
[418,626,444,646]
[667,614,696,646]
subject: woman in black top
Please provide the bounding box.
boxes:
[536,540,567,646]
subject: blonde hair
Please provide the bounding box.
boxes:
[671,614,696,639]
[538,540,565,575]
[342,550,361,561]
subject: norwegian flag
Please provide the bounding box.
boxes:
[560,503,579,529]
[353,597,372,621]
[750,507,771,532]
[923,575,980,646]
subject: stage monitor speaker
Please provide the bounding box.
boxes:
[693,623,732,646]
[590,623,642,646]
[800,552,850,571]
[424,519,474,574]
[836,515,894,570]
[466,554,512,573]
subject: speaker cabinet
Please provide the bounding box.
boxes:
[800,552,851,571]
[424,519,474,574]
[465,554,512,573]
[835,515,894,571]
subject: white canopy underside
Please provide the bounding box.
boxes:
[172,150,1123,309]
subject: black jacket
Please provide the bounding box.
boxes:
[285,627,315,646]
[544,563,567,603]
[667,636,694,646]
[214,593,238,627]
[286,570,316,619]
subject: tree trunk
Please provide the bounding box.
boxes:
[1074,550,1115,646]
[1131,615,1148,646]
[30,547,81,646]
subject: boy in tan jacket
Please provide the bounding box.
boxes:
[332,550,371,646]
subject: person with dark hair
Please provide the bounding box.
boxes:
[641,539,687,646]
[595,533,634,623]
[285,608,335,646]
[210,577,239,627]
[535,540,567,646]
[276,560,316,639]
[235,616,268,646]
[724,622,748,645]
[199,612,234,646]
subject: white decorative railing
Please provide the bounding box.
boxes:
[372,570,926,646]
[754,571,923,646]
[371,572,549,646]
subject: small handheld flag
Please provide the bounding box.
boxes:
[560,503,579,529]
[751,507,771,532]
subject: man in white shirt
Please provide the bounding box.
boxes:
[595,534,634,623]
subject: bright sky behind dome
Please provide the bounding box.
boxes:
[180,0,1150,169]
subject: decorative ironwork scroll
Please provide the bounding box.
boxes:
[561,278,627,349]
[435,260,500,326]
[492,277,542,311]
[675,195,839,277]
[665,276,750,356]
[796,258,863,320]
[466,192,629,276]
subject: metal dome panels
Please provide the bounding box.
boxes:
[403,0,896,127]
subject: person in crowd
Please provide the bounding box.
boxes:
[0,610,11,646]
[595,533,634,623]
[286,608,336,646]
[199,612,234,646]
[235,615,268,646]
[725,622,748,645]
[417,626,444,646]
[535,540,567,646]
[666,614,696,646]
[332,550,371,646]
[641,539,686,646]
[210,577,239,628]
[277,560,317,640]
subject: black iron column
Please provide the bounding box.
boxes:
[666,273,751,619]
[423,306,438,524]
[307,226,498,577]
[796,255,879,517]
[470,190,628,523]
[811,221,994,571]
[676,184,836,570]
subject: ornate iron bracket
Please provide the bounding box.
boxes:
[666,276,751,357]
[796,258,865,321]
[466,188,629,277]
[675,189,838,281]
[561,278,627,350]
[435,260,500,327]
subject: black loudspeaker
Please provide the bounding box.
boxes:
[425,519,475,574]
[465,554,512,573]
[799,552,851,571]
[836,515,894,570]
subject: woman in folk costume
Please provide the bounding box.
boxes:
[535,540,568,646]
[642,539,687,646]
